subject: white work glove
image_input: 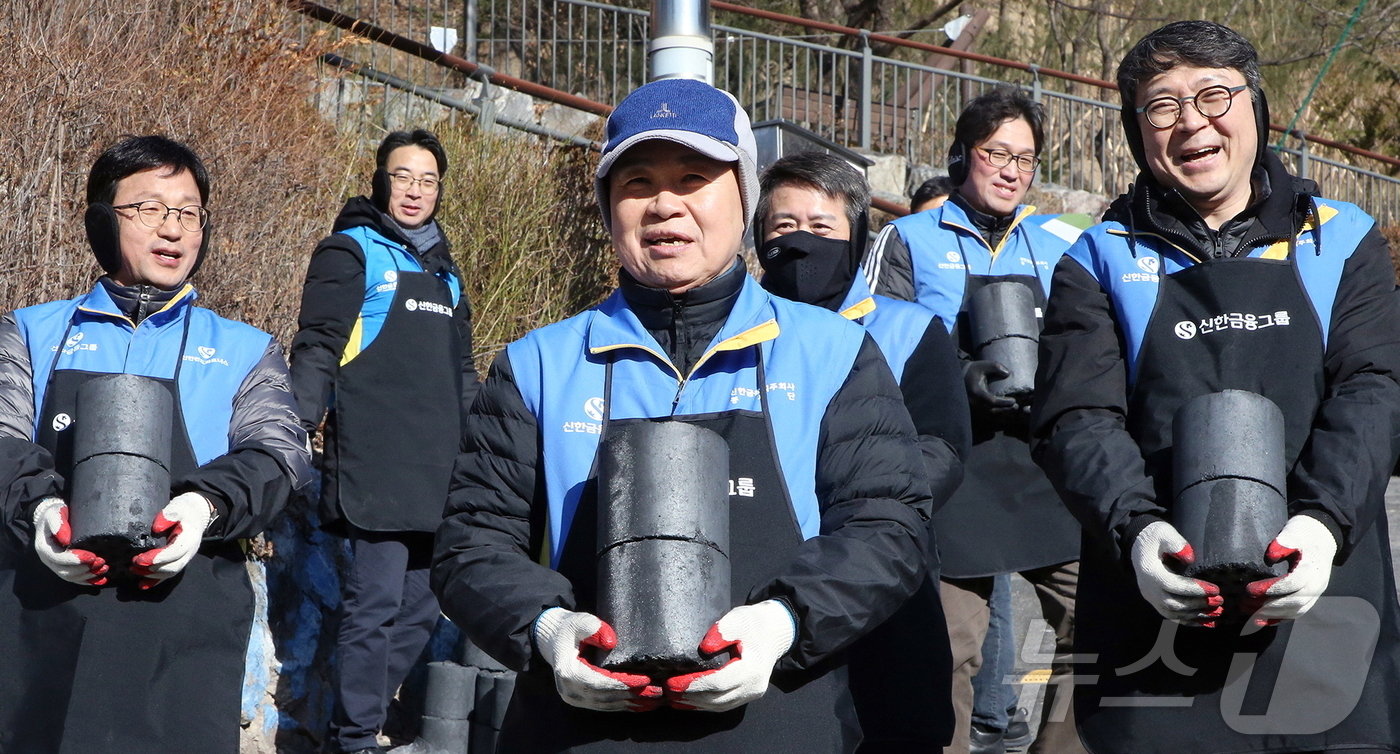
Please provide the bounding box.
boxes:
[533,607,663,712]
[31,497,109,586]
[665,599,796,712]
[129,492,213,590]
[1130,520,1223,628]
[1245,515,1339,627]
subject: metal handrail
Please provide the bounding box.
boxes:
[292,0,1400,224]
[710,0,1400,171]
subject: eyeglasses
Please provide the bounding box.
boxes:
[977,147,1040,173]
[112,200,210,232]
[388,172,440,194]
[1136,84,1248,129]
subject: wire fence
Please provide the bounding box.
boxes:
[298,0,1400,224]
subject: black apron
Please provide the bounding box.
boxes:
[500,352,862,753]
[933,257,1081,578]
[0,313,252,754]
[1074,252,1400,753]
[325,267,462,533]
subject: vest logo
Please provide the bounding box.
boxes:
[564,397,605,434]
[1138,257,1160,274]
[57,332,98,356]
[405,299,453,316]
[184,346,230,366]
[1178,310,1292,340]
[651,103,677,119]
[583,397,605,422]
[384,270,398,282]
[51,413,72,432]
[766,380,797,401]
[938,250,967,271]
[728,477,756,498]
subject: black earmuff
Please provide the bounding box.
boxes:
[84,203,121,274]
[370,168,391,213]
[947,141,970,187]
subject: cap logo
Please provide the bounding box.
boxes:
[651,103,678,119]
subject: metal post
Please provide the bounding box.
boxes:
[1297,129,1311,181]
[859,30,872,151]
[1028,63,1042,103]
[649,0,714,82]
[464,0,477,63]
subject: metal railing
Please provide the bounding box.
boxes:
[297,0,1400,224]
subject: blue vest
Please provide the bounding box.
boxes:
[337,225,462,363]
[888,202,1071,328]
[1066,199,1370,384]
[14,283,275,465]
[509,275,868,567]
[838,275,938,383]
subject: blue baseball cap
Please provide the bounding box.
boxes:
[594,79,759,231]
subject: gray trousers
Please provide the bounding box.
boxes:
[941,560,1088,754]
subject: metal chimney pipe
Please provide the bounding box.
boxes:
[649,0,714,83]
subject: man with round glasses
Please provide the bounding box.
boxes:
[1034,20,1400,753]
[0,135,312,751]
[290,129,478,754]
[865,87,1086,754]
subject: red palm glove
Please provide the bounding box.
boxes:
[533,608,663,712]
[1130,520,1223,627]
[129,492,213,590]
[31,497,109,586]
[1244,515,1338,627]
[665,600,796,712]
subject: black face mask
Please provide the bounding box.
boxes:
[759,231,857,311]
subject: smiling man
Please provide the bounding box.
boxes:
[1033,21,1400,754]
[431,79,933,752]
[289,129,479,754]
[864,88,1086,754]
[0,135,312,752]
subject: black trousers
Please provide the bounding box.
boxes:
[330,529,440,752]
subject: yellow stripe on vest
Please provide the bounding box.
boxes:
[339,318,365,366]
[1261,204,1340,260]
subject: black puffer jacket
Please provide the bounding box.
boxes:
[432,264,934,751]
[288,196,478,433]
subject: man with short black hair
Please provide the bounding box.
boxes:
[757,149,965,750]
[1034,20,1400,754]
[865,88,1086,754]
[0,135,312,752]
[290,129,479,754]
[911,175,957,214]
[432,79,933,751]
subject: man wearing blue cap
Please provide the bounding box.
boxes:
[431,79,936,750]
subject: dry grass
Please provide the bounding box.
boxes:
[433,122,616,365]
[0,2,617,368]
[0,1,356,341]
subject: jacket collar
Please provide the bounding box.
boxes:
[76,279,197,327]
[837,275,877,321]
[1116,149,1313,256]
[937,199,1038,256]
[588,272,780,378]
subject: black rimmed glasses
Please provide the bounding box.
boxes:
[388,172,440,194]
[977,147,1041,173]
[112,200,210,232]
[1136,84,1248,129]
